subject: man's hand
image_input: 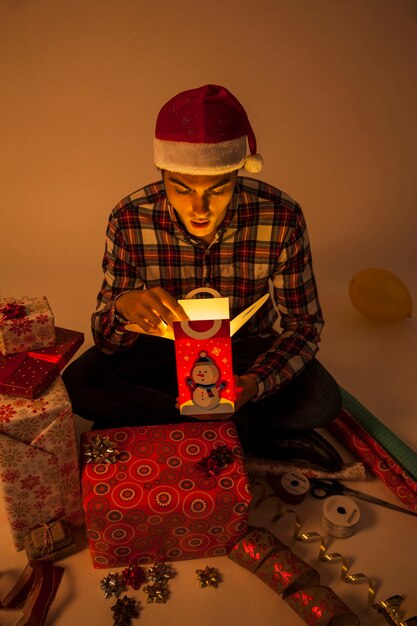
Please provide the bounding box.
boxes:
[234,374,258,411]
[116,287,188,335]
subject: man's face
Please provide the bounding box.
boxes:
[163,170,237,244]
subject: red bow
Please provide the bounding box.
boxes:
[0,302,26,321]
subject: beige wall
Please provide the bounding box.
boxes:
[1,0,416,349]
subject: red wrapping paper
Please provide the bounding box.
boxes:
[0,327,84,399]
[81,421,252,568]
[328,408,417,513]
[0,353,59,398]
[339,408,417,494]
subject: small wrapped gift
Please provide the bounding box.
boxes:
[81,421,252,568]
[0,376,84,550]
[0,296,55,355]
[32,326,84,370]
[24,520,77,561]
[0,327,84,399]
[0,352,58,399]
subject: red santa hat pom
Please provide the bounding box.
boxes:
[154,84,263,175]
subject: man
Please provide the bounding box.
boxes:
[63,84,342,469]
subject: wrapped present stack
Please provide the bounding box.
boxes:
[81,421,252,568]
[0,296,85,549]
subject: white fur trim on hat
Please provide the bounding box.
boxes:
[154,136,247,175]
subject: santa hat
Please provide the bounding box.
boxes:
[154,84,263,175]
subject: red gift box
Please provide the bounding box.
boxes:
[81,421,252,568]
[0,352,58,399]
[31,326,84,370]
[0,327,84,399]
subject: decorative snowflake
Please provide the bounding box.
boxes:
[0,446,24,465]
[10,318,33,336]
[8,500,32,517]
[20,474,41,490]
[28,399,49,414]
[34,485,52,500]
[0,404,16,423]
[37,325,54,340]
[1,469,20,482]
[36,314,49,325]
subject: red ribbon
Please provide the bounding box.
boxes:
[196,445,234,476]
[27,351,61,365]
[0,302,27,321]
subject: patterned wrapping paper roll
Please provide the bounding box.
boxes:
[337,407,417,494]
[229,527,360,626]
[328,409,417,513]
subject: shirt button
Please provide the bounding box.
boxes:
[205,282,211,288]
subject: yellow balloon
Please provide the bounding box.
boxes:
[349,268,413,322]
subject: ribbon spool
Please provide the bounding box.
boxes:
[322,495,360,538]
[276,471,310,504]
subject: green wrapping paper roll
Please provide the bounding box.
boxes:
[229,527,360,626]
[340,387,417,481]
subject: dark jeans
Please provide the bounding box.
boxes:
[63,335,341,451]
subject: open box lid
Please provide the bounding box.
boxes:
[125,290,269,340]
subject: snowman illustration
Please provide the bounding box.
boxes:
[185,351,228,411]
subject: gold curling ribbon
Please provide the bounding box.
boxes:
[253,480,417,626]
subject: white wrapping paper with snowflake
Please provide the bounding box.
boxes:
[0,376,84,549]
[0,296,56,355]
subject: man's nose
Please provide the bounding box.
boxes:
[192,194,209,215]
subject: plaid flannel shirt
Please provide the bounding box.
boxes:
[92,176,324,400]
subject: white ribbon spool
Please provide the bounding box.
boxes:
[321,495,360,538]
[278,471,310,504]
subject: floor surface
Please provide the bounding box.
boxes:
[1,280,416,626]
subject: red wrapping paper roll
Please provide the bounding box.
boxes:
[335,408,417,494]
[328,409,417,513]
